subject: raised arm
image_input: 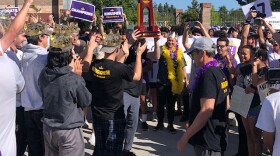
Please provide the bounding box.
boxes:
[258,24,265,45]
[123,13,129,29]
[196,21,210,38]
[154,38,161,60]
[82,34,101,72]
[261,18,280,45]
[0,0,33,54]
[133,42,147,81]
[183,22,191,50]
[99,16,105,37]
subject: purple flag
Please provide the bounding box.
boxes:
[0,7,19,19]
[102,7,124,23]
[70,0,95,22]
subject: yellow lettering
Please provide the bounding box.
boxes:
[221,81,228,89]
[92,67,110,76]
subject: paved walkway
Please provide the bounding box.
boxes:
[84,115,239,156]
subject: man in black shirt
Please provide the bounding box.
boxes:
[89,32,147,156]
[177,37,230,155]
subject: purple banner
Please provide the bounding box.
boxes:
[70,0,95,22]
[0,7,19,19]
[102,7,124,23]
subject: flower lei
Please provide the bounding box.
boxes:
[162,44,184,95]
[192,59,219,92]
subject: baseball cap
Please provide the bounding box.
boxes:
[186,37,216,54]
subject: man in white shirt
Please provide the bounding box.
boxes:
[0,52,25,156]
[256,92,280,156]
[0,1,33,155]
[268,40,280,68]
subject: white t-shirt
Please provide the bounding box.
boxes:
[256,92,280,156]
[0,56,25,156]
[268,49,280,68]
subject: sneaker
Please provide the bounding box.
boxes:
[123,150,136,156]
[153,123,164,131]
[167,124,177,134]
[141,122,148,131]
[88,133,95,146]
[152,112,158,122]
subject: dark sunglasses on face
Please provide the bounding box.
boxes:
[217,45,226,49]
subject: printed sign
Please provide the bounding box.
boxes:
[70,0,95,22]
[266,12,280,30]
[242,0,272,18]
[102,7,124,23]
[257,81,280,103]
[0,7,19,19]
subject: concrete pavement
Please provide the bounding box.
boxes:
[84,115,239,156]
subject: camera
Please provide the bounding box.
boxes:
[256,11,266,18]
[254,11,266,25]
[265,68,280,84]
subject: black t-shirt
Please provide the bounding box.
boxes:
[189,67,229,152]
[122,63,142,97]
[90,59,134,120]
[239,64,261,108]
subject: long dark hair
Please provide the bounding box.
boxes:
[47,47,73,69]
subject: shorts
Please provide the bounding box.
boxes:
[141,83,147,96]
[247,105,262,119]
[148,82,158,88]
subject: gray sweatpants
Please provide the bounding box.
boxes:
[43,125,85,156]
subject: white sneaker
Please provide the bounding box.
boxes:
[152,112,158,122]
[88,133,95,146]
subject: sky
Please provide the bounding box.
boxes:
[154,0,241,11]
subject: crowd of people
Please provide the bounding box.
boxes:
[1,0,280,156]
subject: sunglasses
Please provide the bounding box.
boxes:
[217,45,226,49]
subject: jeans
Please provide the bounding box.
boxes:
[157,85,177,124]
[24,110,44,156]
[123,92,140,151]
[92,119,126,156]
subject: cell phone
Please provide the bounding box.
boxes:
[189,21,195,28]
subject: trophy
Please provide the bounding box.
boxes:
[136,0,159,38]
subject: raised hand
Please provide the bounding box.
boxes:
[136,41,147,55]
[88,34,102,50]
[74,57,83,75]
